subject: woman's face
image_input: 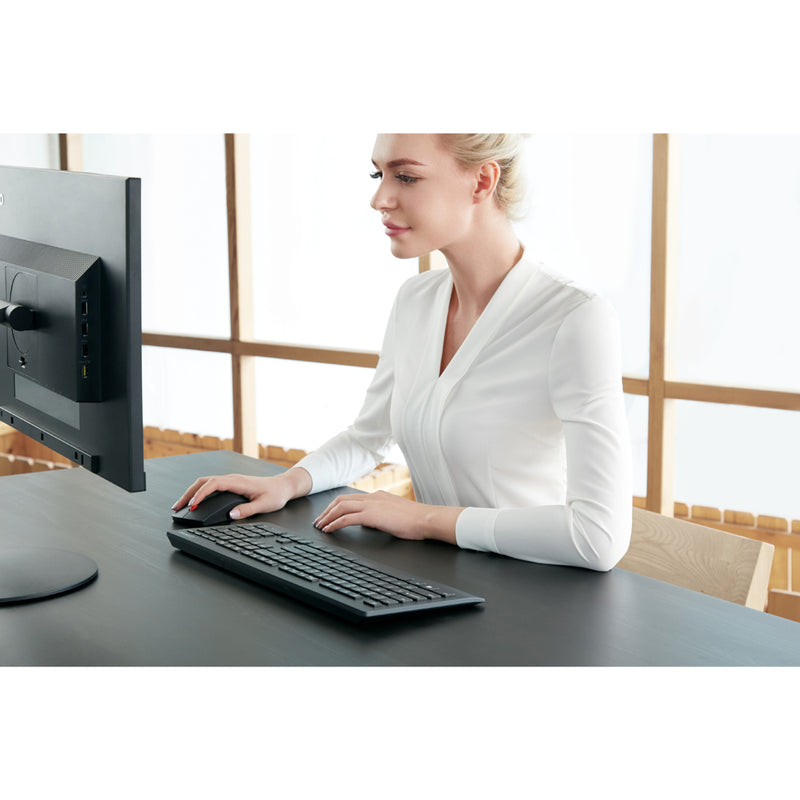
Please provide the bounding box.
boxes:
[370,134,479,259]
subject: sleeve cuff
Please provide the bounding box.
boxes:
[455,507,501,553]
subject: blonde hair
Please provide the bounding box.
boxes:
[440,134,529,221]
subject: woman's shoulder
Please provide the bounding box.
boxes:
[528,260,616,316]
[532,261,597,303]
[394,265,451,305]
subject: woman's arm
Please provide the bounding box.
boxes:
[456,296,632,571]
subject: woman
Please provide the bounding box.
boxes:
[173,133,632,571]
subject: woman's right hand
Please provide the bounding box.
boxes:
[171,467,313,521]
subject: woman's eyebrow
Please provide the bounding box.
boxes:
[372,158,428,168]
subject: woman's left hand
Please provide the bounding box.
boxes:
[313,491,460,545]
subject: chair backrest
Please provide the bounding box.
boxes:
[616,507,775,611]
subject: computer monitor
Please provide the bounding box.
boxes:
[0,164,146,603]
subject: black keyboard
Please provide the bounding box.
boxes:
[167,521,485,622]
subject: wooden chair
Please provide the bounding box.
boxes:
[616,507,775,611]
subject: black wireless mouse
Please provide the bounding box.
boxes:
[171,490,249,527]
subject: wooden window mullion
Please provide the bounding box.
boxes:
[646,134,679,515]
[225,133,258,456]
[58,134,83,171]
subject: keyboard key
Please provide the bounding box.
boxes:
[320,582,361,600]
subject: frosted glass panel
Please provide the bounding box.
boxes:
[250,134,417,351]
[675,400,800,521]
[82,134,230,338]
[255,358,385,456]
[675,135,800,392]
[0,134,59,168]
[514,134,653,378]
[142,347,233,439]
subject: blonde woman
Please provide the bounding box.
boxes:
[174,134,632,571]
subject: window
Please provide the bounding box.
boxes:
[675,134,800,392]
[666,134,800,518]
[82,134,230,338]
[255,358,376,452]
[675,401,800,520]
[0,134,58,168]
[143,347,233,439]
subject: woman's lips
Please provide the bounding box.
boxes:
[383,222,411,237]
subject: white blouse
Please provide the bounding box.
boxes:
[295,257,632,571]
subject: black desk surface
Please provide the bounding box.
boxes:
[2,450,800,666]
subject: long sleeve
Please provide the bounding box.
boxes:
[454,295,632,571]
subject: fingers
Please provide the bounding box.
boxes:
[172,476,214,511]
[227,498,266,521]
[171,474,248,511]
[314,493,371,533]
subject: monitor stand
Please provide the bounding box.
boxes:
[0,547,98,604]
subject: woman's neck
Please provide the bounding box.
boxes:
[440,214,523,318]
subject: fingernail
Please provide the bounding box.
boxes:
[229,509,241,519]
[171,502,179,510]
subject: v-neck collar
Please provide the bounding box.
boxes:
[433,257,537,385]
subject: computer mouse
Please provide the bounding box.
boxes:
[171,490,249,527]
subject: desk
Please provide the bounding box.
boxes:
[2,450,800,666]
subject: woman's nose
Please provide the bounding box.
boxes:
[370,179,396,212]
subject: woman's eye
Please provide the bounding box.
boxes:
[369,170,418,184]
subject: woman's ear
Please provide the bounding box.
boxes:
[473,160,501,205]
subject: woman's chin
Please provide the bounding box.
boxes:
[389,238,428,260]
